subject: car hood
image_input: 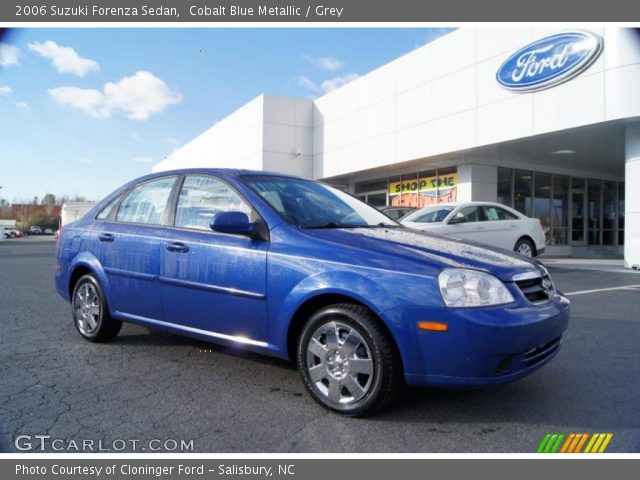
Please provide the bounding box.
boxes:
[302,226,539,281]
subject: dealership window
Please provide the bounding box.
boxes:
[514,170,533,217]
[435,167,458,204]
[552,175,569,246]
[533,172,552,244]
[588,179,602,245]
[387,168,458,208]
[618,183,625,245]
[497,167,513,207]
[602,181,616,246]
[355,177,388,206]
[495,169,623,247]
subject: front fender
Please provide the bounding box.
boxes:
[269,268,438,363]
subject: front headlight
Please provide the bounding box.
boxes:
[438,268,515,307]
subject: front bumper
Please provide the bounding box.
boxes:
[399,295,570,387]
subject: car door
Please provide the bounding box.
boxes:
[479,205,520,250]
[159,175,269,343]
[97,176,178,321]
[446,206,487,242]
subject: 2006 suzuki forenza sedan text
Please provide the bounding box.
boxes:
[56,169,570,415]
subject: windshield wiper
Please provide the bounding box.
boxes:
[303,222,400,229]
[303,222,365,229]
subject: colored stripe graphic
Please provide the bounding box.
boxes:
[539,433,613,453]
[584,433,613,453]
[537,433,565,453]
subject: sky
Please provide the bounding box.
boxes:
[0,28,453,203]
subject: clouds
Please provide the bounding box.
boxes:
[291,73,359,95]
[303,55,344,71]
[49,71,182,120]
[320,73,360,93]
[0,43,20,67]
[0,85,11,96]
[293,53,357,97]
[28,41,99,77]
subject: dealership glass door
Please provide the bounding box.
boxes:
[571,178,586,245]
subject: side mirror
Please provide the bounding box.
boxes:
[448,216,467,225]
[210,211,256,236]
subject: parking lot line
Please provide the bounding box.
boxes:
[564,285,640,296]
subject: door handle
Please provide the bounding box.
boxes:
[509,224,518,228]
[475,225,485,230]
[98,233,114,242]
[166,242,189,253]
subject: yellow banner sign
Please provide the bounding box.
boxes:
[389,173,458,196]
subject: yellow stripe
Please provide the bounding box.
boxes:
[584,434,598,453]
[597,434,613,453]
[590,434,606,453]
[560,434,575,453]
[574,433,589,453]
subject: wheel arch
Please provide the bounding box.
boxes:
[515,235,537,256]
[67,253,112,311]
[285,293,405,375]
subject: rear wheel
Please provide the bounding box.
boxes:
[297,303,401,416]
[72,274,121,342]
[514,237,535,257]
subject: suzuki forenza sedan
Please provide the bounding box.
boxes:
[56,169,570,416]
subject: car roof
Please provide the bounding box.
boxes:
[418,201,512,209]
[141,168,304,181]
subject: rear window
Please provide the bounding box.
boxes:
[116,177,176,225]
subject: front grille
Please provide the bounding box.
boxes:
[515,273,554,304]
[523,337,562,368]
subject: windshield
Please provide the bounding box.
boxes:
[241,176,400,229]
[402,206,454,223]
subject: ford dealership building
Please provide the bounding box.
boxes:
[154,28,640,268]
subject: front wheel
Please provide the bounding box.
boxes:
[72,274,122,342]
[297,304,401,416]
[514,237,535,257]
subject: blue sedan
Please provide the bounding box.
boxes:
[55,169,570,415]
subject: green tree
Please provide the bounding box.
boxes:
[41,193,57,205]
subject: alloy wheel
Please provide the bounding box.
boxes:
[305,321,374,405]
[74,282,101,335]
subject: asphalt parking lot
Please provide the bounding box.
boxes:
[1,237,639,453]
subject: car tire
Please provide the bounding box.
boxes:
[297,303,401,416]
[514,237,535,257]
[71,274,122,342]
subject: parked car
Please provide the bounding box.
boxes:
[3,228,19,238]
[44,228,54,235]
[401,202,546,257]
[55,170,569,415]
[28,226,43,235]
[380,206,416,221]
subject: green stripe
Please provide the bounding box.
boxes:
[550,433,565,453]
[544,434,559,453]
[537,433,552,453]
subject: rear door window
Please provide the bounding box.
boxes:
[483,206,518,221]
[115,177,176,225]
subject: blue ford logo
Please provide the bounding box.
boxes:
[496,31,603,92]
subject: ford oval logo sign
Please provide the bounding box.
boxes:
[496,31,603,92]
